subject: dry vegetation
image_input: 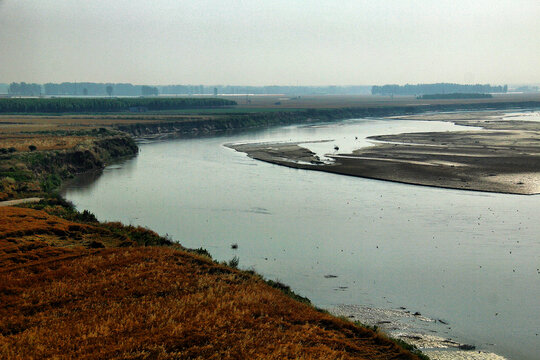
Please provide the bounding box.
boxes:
[0,206,422,360]
[0,134,96,152]
[0,113,217,153]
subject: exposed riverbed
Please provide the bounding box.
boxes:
[62,114,540,360]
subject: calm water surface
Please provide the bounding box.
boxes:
[62,118,540,360]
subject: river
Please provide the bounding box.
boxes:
[62,116,540,360]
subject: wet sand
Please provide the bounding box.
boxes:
[227,111,540,195]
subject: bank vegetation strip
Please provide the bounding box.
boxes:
[0,97,236,113]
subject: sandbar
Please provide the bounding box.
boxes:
[227,110,540,195]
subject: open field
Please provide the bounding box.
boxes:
[218,93,540,109]
[0,205,423,360]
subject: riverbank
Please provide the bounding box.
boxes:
[2,97,536,358]
[0,131,138,201]
[0,104,433,358]
[0,198,428,359]
[228,110,540,195]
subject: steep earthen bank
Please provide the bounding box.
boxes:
[0,134,138,200]
[31,135,139,175]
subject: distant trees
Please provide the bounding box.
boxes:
[515,85,539,93]
[141,86,159,96]
[8,82,42,96]
[44,82,145,96]
[8,82,376,97]
[371,83,508,96]
[158,85,372,95]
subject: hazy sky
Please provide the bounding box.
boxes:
[0,0,538,85]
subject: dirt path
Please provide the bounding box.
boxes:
[0,197,42,207]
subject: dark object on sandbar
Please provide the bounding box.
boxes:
[231,243,238,249]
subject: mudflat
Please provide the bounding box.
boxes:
[228,110,540,195]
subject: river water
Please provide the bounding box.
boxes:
[62,117,540,360]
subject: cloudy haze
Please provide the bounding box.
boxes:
[0,0,538,85]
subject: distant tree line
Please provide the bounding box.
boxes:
[159,85,372,95]
[515,85,539,93]
[8,82,42,96]
[141,85,159,96]
[0,97,236,113]
[5,82,160,97]
[43,82,159,97]
[418,93,493,100]
[4,82,373,96]
[372,83,508,96]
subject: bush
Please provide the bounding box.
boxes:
[228,256,239,268]
[74,209,98,223]
[103,223,173,246]
[189,247,212,259]
[41,174,62,192]
[265,279,311,305]
[87,240,105,249]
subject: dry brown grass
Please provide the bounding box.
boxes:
[0,134,94,152]
[0,207,148,273]
[0,113,214,151]
[0,207,107,272]
[0,206,93,240]
[0,114,215,128]
[0,207,421,360]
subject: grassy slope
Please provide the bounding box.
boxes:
[0,206,423,360]
[0,98,455,358]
